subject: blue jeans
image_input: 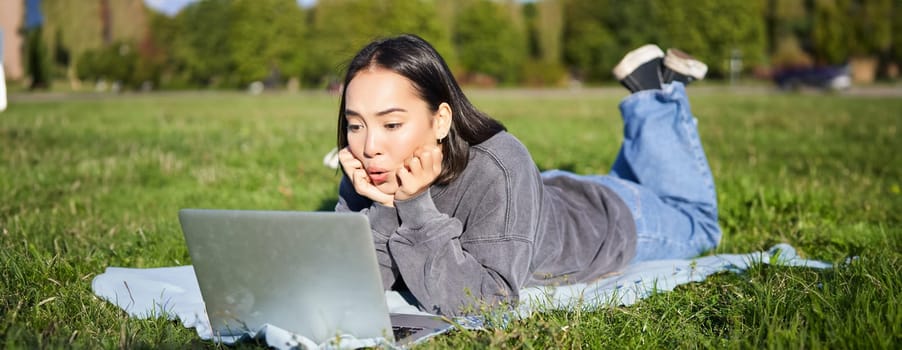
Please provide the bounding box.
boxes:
[543,83,721,263]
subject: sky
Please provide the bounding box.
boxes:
[143,0,318,16]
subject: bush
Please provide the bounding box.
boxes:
[455,0,527,84]
[521,60,567,87]
[75,42,141,89]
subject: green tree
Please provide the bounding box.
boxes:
[51,28,71,78]
[75,42,138,87]
[656,0,768,77]
[536,0,563,65]
[305,0,450,86]
[24,27,52,89]
[811,0,851,64]
[562,0,619,82]
[604,0,660,50]
[562,0,766,81]
[138,12,180,88]
[230,0,307,86]
[563,0,668,82]
[852,0,893,57]
[305,0,379,85]
[523,3,541,59]
[812,0,894,64]
[454,0,527,84]
[521,0,566,86]
[41,0,149,88]
[766,0,811,51]
[379,0,452,70]
[893,0,902,68]
[171,0,235,86]
[766,0,813,67]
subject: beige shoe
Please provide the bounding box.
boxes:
[612,44,665,93]
[663,48,708,84]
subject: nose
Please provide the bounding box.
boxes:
[362,129,382,158]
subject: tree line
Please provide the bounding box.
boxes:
[26,0,902,90]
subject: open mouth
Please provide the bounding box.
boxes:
[367,168,390,185]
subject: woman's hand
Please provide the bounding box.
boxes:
[395,145,443,201]
[338,147,395,207]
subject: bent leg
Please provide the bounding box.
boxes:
[595,175,718,262]
[607,82,721,261]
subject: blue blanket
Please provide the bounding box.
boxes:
[92,244,830,349]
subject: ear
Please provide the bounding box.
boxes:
[433,102,453,141]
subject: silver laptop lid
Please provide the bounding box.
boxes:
[178,209,393,344]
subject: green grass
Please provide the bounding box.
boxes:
[1,88,900,348]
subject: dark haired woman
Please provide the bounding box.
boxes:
[335,35,720,316]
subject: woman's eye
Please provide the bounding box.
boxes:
[347,124,363,132]
[385,123,402,130]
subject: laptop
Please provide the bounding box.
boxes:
[178,209,453,346]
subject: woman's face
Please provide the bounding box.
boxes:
[344,68,450,195]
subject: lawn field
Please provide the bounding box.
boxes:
[1,88,900,348]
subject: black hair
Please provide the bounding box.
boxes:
[337,34,506,185]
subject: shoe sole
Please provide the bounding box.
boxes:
[612,44,665,80]
[664,49,708,80]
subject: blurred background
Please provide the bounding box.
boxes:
[1,0,900,93]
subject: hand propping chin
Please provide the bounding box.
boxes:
[395,146,442,201]
[339,147,395,206]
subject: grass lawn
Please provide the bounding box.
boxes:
[1,88,899,348]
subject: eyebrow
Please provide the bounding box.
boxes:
[345,107,408,117]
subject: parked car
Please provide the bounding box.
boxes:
[773,65,851,91]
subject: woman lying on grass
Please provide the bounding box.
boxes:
[334,34,720,316]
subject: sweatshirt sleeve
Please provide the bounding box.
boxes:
[334,176,401,290]
[387,152,540,316]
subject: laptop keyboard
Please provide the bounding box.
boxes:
[392,325,424,339]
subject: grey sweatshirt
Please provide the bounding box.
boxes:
[336,131,636,316]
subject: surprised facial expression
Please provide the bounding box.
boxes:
[343,68,448,195]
